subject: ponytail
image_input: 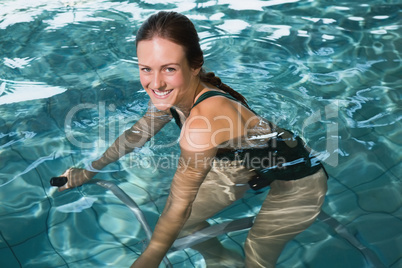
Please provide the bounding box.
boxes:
[199,69,250,109]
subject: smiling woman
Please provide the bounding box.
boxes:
[57,11,328,268]
[137,37,201,111]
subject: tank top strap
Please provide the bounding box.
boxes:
[192,91,242,109]
[170,107,182,129]
[171,91,256,129]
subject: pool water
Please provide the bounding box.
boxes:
[0,0,401,267]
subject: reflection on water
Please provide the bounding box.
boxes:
[0,0,401,267]
[0,79,67,105]
[55,196,98,213]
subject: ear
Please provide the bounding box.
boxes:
[192,66,202,76]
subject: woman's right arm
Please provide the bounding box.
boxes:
[59,101,172,191]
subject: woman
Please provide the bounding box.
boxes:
[59,11,328,268]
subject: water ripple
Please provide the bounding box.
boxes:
[0,1,401,267]
[0,79,67,105]
[201,34,295,83]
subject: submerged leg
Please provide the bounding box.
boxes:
[179,165,251,267]
[244,168,328,268]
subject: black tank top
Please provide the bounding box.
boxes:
[170,91,326,190]
[170,91,251,129]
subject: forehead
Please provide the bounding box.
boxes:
[137,37,187,65]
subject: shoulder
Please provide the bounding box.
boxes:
[195,91,236,110]
[191,92,242,123]
[179,94,241,151]
[179,107,217,152]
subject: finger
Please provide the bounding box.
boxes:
[58,169,71,191]
[60,168,71,177]
[58,181,70,191]
[58,182,69,191]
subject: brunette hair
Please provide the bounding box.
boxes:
[136,11,249,108]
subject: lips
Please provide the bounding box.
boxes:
[151,88,173,98]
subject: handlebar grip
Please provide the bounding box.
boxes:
[50,177,68,187]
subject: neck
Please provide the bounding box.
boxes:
[174,78,203,116]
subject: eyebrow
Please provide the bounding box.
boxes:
[138,63,181,68]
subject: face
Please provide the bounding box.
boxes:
[137,37,200,111]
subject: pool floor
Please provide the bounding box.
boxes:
[0,0,401,267]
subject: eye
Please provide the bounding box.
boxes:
[165,67,176,73]
[141,67,151,73]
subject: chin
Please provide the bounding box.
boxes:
[151,101,173,111]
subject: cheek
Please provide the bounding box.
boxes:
[170,74,189,87]
[139,74,148,87]
[169,77,183,87]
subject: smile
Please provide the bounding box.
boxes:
[151,88,173,98]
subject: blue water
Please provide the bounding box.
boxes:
[0,0,401,267]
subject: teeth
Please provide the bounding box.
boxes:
[153,89,172,96]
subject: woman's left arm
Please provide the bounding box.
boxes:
[131,148,216,267]
[131,99,237,267]
[131,114,219,267]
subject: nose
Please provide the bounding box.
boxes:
[151,72,164,89]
